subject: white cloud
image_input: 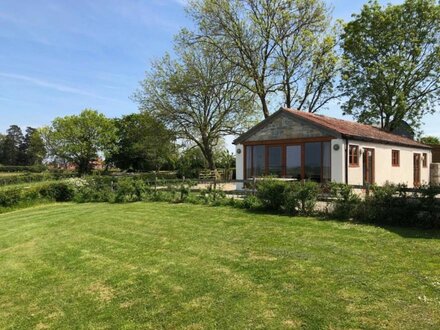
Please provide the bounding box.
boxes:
[0,72,116,101]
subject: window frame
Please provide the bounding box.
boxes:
[349,145,359,167]
[391,150,400,167]
[243,137,332,182]
[422,153,428,168]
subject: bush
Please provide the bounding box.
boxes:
[114,178,149,203]
[255,179,289,211]
[0,188,21,207]
[330,183,361,220]
[70,178,115,203]
[39,182,75,202]
[283,181,320,216]
[0,165,47,173]
[241,195,262,210]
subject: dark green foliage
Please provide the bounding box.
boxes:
[255,179,319,215]
[420,135,440,145]
[175,148,206,178]
[333,183,440,228]
[341,0,440,131]
[109,113,177,172]
[256,179,289,211]
[114,178,149,203]
[0,165,47,173]
[0,172,77,186]
[38,182,75,202]
[241,195,262,210]
[330,183,361,220]
[0,188,21,207]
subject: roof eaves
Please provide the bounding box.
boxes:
[341,134,432,150]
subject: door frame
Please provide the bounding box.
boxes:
[413,153,421,187]
[363,148,375,185]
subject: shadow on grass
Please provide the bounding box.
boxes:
[234,205,440,240]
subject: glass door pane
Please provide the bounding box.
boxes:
[286,145,302,180]
[322,142,331,182]
[253,145,265,177]
[305,142,322,182]
[268,146,282,177]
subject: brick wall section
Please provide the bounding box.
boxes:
[245,112,328,142]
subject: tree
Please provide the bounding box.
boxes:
[340,0,440,132]
[109,113,177,172]
[1,125,24,165]
[134,38,257,170]
[420,135,440,145]
[42,109,117,174]
[22,127,46,165]
[188,0,338,117]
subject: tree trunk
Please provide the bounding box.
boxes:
[259,94,270,118]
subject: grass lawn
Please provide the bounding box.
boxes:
[0,203,439,329]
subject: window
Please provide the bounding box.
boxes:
[268,146,282,176]
[244,140,332,182]
[305,142,322,182]
[392,150,400,167]
[322,142,331,182]
[253,145,265,177]
[349,145,359,167]
[423,153,428,168]
[286,145,301,180]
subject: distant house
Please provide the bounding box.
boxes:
[234,108,432,189]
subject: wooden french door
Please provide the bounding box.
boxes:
[413,153,421,187]
[363,148,375,185]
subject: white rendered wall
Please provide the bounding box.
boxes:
[331,138,345,184]
[235,144,244,190]
[346,140,431,188]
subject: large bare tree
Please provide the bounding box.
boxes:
[134,38,257,169]
[188,0,340,117]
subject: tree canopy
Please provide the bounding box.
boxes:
[340,0,440,132]
[42,109,117,174]
[134,37,257,169]
[188,0,340,117]
[109,112,177,172]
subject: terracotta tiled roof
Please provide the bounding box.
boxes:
[283,108,430,149]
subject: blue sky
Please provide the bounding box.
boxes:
[0,0,439,140]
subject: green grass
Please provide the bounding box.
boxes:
[0,203,439,329]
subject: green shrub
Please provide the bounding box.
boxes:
[114,178,148,203]
[330,183,361,220]
[0,188,21,207]
[241,195,262,210]
[0,165,47,173]
[38,182,75,202]
[256,179,289,211]
[199,185,226,205]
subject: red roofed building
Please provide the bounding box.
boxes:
[234,108,432,188]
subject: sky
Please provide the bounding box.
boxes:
[0,0,439,143]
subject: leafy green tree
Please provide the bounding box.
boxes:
[22,127,46,165]
[1,125,24,165]
[109,113,177,172]
[420,136,440,145]
[135,37,257,170]
[175,147,207,178]
[340,0,440,131]
[188,0,338,117]
[42,109,117,174]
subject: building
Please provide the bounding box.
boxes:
[234,108,432,189]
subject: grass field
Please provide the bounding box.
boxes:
[0,203,439,329]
